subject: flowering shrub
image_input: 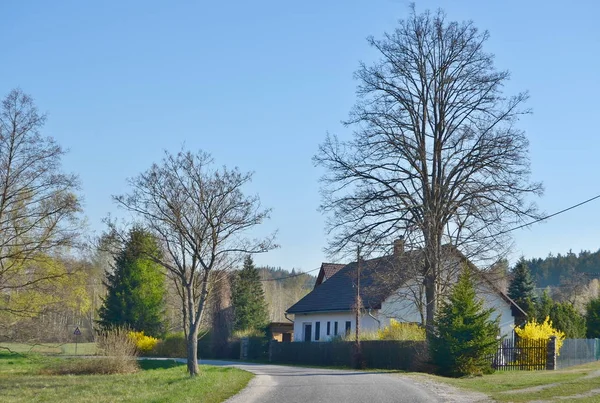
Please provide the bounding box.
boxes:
[513,317,565,368]
[377,319,426,341]
[128,331,159,353]
[515,316,565,353]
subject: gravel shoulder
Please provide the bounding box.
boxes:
[405,374,493,403]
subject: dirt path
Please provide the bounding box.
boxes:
[500,368,600,402]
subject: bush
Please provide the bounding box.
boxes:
[95,327,139,374]
[515,316,565,358]
[232,328,265,339]
[152,332,187,358]
[44,328,139,375]
[128,331,159,355]
[377,320,426,341]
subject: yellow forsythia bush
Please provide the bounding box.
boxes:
[514,317,565,367]
[515,316,565,351]
[377,319,426,341]
[127,331,159,353]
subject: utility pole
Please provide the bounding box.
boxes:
[354,245,362,368]
[355,245,361,344]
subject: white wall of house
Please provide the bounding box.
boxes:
[475,283,515,337]
[292,311,381,342]
[380,279,424,326]
[379,282,515,337]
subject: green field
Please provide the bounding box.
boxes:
[0,342,98,355]
[0,351,253,403]
[415,360,600,403]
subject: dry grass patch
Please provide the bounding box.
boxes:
[43,328,140,375]
[41,357,138,375]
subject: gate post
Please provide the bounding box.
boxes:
[546,336,557,370]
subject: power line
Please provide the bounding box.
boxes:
[482,193,600,239]
[258,193,600,282]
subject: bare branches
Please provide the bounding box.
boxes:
[315,8,542,333]
[113,148,275,375]
[0,88,82,310]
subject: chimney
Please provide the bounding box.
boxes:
[393,236,404,256]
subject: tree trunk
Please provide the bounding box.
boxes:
[186,328,199,376]
[424,228,442,340]
[424,270,436,339]
[185,282,199,376]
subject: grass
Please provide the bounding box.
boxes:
[411,360,600,402]
[0,351,253,403]
[0,342,97,355]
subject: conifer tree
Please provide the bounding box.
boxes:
[231,255,269,332]
[549,302,586,338]
[98,228,166,337]
[535,289,553,322]
[431,266,499,377]
[508,258,537,321]
[585,297,600,338]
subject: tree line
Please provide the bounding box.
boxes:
[523,249,600,288]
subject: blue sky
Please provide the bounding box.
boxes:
[2,0,599,272]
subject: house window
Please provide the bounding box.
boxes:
[345,321,351,336]
[334,321,338,336]
[326,321,331,336]
[315,321,320,341]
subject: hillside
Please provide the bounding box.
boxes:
[524,249,600,288]
[258,266,316,322]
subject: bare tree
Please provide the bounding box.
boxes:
[315,7,542,336]
[113,149,275,376]
[0,89,81,317]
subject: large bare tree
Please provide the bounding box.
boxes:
[0,89,81,318]
[315,8,542,336]
[114,149,275,376]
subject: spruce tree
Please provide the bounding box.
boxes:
[231,255,269,332]
[549,302,586,338]
[585,297,600,338]
[431,266,499,377]
[508,258,537,321]
[536,289,553,321]
[98,228,166,337]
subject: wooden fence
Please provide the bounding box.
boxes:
[269,340,427,370]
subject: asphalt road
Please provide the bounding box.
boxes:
[200,360,442,403]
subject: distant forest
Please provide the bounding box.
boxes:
[523,249,600,288]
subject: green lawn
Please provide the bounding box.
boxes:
[412,360,600,402]
[0,352,253,403]
[0,342,97,355]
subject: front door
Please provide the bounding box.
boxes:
[303,323,312,342]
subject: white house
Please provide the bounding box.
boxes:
[286,241,525,342]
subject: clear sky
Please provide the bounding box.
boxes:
[2,0,599,272]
